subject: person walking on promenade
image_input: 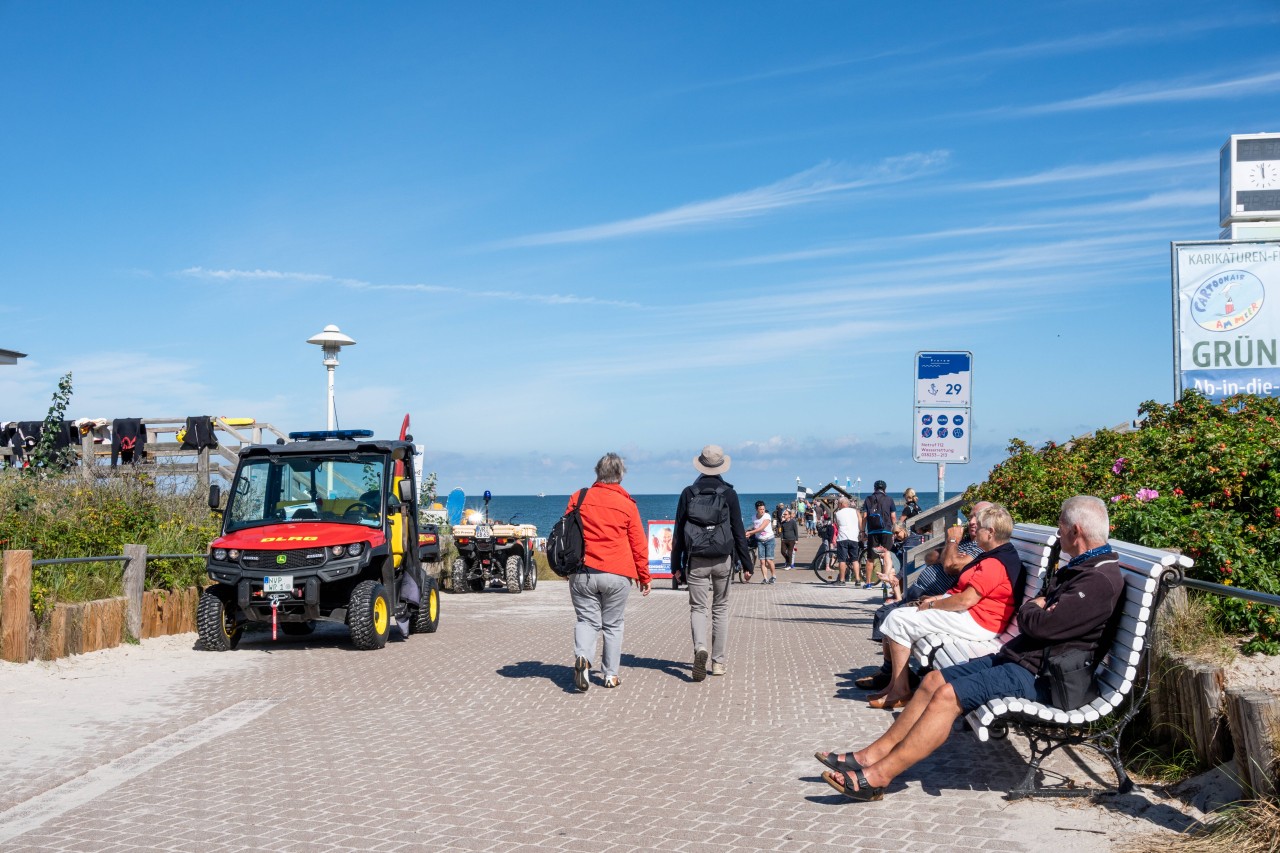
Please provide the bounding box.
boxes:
[814,496,1125,801]
[569,453,651,692]
[671,445,752,681]
[805,504,817,536]
[833,497,862,586]
[862,480,897,589]
[779,509,800,570]
[746,501,778,584]
[901,487,921,522]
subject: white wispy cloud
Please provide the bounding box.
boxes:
[499,153,951,247]
[179,268,641,309]
[1020,69,1280,114]
[962,152,1211,190]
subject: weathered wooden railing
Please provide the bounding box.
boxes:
[0,417,287,488]
[1,547,204,663]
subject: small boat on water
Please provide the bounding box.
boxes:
[537,492,546,498]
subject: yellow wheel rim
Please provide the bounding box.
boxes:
[428,589,439,622]
[373,595,388,634]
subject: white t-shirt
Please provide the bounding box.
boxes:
[834,506,861,541]
[749,512,775,541]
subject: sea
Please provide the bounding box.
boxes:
[454,490,964,534]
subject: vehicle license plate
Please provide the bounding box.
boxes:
[263,575,293,593]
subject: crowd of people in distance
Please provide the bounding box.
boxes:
[560,447,1126,807]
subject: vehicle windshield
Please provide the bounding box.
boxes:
[225,454,387,532]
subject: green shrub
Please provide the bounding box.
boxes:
[0,471,219,616]
[965,390,1280,651]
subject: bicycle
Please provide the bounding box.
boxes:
[812,541,841,584]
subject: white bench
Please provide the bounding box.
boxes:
[959,523,1188,797]
[911,524,1059,671]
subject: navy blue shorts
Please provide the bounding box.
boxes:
[836,540,861,563]
[940,655,1048,713]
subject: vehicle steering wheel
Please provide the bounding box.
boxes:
[343,502,379,522]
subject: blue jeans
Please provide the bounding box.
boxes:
[569,571,631,679]
[756,539,776,559]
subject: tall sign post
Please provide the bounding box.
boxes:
[913,352,973,505]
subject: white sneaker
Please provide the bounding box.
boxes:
[710,662,726,676]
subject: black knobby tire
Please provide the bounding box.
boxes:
[451,558,470,594]
[281,621,315,636]
[505,555,523,594]
[521,554,537,590]
[414,577,441,634]
[813,548,840,584]
[348,580,391,650]
[196,591,242,651]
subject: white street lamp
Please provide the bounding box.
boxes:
[306,324,356,431]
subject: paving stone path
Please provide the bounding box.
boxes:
[0,539,1192,852]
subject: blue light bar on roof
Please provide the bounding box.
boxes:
[288,429,375,441]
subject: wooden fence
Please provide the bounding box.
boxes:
[1,547,200,663]
[0,417,288,489]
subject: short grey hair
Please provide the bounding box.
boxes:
[837,497,850,508]
[975,504,1013,543]
[1061,495,1109,544]
[595,452,626,484]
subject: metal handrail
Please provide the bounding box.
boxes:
[31,556,128,567]
[1182,576,1280,609]
[29,552,203,568]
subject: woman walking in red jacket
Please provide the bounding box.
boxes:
[570,453,651,691]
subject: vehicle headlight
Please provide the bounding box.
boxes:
[347,542,364,557]
[331,545,346,557]
[213,548,228,561]
[228,549,241,560]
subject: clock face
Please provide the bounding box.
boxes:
[1247,160,1280,189]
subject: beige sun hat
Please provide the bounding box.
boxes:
[693,445,731,475]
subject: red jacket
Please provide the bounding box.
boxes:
[568,482,650,584]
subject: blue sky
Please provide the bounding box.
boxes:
[3,2,1279,495]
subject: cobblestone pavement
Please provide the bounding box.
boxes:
[1,544,1187,852]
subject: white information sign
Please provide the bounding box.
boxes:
[915,351,972,407]
[912,408,971,463]
[1172,240,1280,401]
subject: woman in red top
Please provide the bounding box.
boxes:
[870,505,1019,708]
[569,453,651,691]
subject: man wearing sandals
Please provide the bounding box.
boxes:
[815,495,1124,801]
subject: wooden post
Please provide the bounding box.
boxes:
[2,550,33,663]
[197,447,210,492]
[79,430,95,479]
[123,544,147,641]
[1226,687,1280,799]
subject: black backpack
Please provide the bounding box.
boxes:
[865,493,893,535]
[684,484,733,557]
[547,488,588,577]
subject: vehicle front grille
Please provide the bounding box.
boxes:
[240,550,327,571]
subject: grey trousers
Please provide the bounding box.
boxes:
[687,554,731,664]
[569,570,631,679]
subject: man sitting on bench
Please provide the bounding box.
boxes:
[813,495,1126,801]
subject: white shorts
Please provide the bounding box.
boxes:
[880,604,997,649]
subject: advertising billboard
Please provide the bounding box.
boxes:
[1172,240,1280,401]
[647,520,674,578]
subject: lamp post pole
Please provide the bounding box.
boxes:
[307,324,356,495]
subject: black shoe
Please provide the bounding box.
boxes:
[854,671,891,691]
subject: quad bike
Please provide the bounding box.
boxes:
[450,492,538,594]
